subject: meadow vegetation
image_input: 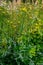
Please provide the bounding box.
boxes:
[0,3,43,65]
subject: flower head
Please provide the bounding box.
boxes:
[21,7,27,12]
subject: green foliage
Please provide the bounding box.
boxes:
[0,4,43,65]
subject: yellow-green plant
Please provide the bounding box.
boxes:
[0,4,43,65]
